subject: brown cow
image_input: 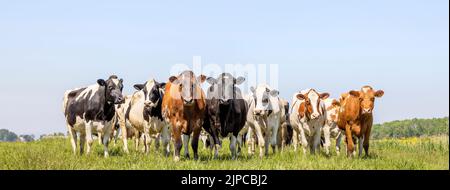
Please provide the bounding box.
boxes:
[162,70,207,161]
[337,86,384,157]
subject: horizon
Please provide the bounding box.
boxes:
[0,0,448,137]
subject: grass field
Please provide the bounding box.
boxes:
[0,136,448,170]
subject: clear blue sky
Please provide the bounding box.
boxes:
[0,0,448,136]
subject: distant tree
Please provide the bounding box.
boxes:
[19,135,35,142]
[0,129,19,142]
[372,117,449,139]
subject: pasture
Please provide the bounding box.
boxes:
[0,136,448,170]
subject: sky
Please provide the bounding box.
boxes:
[0,0,448,137]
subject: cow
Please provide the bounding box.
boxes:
[203,73,248,159]
[337,86,384,157]
[322,98,343,155]
[245,84,283,158]
[62,75,124,157]
[114,95,154,153]
[162,70,207,161]
[290,89,329,155]
[123,79,170,156]
[278,99,293,152]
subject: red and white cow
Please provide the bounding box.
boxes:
[290,89,329,155]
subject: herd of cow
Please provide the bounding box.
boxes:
[62,71,384,161]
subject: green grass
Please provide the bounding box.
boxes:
[0,136,448,170]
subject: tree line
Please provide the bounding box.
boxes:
[371,117,449,139]
[0,117,448,142]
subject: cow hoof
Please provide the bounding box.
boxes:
[185,154,190,159]
[104,153,109,158]
[174,156,180,162]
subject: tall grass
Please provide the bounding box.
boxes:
[0,136,448,170]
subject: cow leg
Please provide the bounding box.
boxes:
[363,131,371,157]
[182,134,190,159]
[134,132,140,151]
[120,121,129,154]
[67,124,77,155]
[161,124,171,157]
[85,121,93,155]
[173,129,182,162]
[322,124,331,156]
[191,127,201,161]
[230,135,238,160]
[312,126,322,155]
[292,128,299,152]
[154,122,161,150]
[253,121,266,159]
[298,124,308,155]
[264,129,271,157]
[269,117,279,154]
[79,132,86,155]
[335,131,343,156]
[246,126,255,156]
[358,136,364,157]
[345,124,354,157]
[280,123,287,152]
[101,122,112,158]
[97,132,102,146]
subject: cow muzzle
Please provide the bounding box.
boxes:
[115,96,125,104]
[310,113,320,120]
[362,108,372,114]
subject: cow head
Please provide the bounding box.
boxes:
[97,75,124,104]
[325,98,341,123]
[207,73,245,104]
[169,70,206,106]
[296,89,329,120]
[251,84,279,117]
[349,86,384,114]
[133,79,166,108]
[206,73,246,130]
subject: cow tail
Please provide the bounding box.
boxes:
[62,90,70,114]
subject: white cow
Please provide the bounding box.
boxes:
[290,89,329,155]
[322,98,343,155]
[243,84,283,158]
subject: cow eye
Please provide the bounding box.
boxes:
[371,98,375,101]
[262,99,269,104]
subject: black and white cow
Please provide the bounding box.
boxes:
[124,79,170,156]
[203,73,248,159]
[63,75,124,157]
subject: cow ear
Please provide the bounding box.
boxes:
[97,79,106,86]
[375,90,384,98]
[332,99,341,106]
[198,75,207,83]
[207,77,217,85]
[119,78,123,83]
[270,90,279,97]
[320,93,330,100]
[349,90,360,97]
[296,93,306,100]
[169,76,178,83]
[250,86,256,93]
[234,77,245,85]
[159,82,167,89]
[133,84,145,90]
